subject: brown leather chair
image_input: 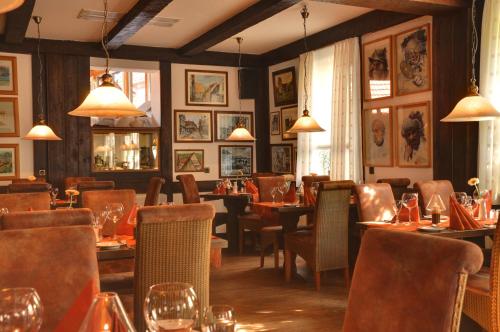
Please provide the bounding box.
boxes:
[343,228,483,332]
[76,181,115,207]
[0,192,51,212]
[64,176,96,190]
[255,175,286,202]
[414,180,455,216]
[7,182,52,193]
[353,183,396,222]
[0,225,100,332]
[0,208,93,230]
[176,174,200,203]
[144,176,165,206]
[377,177,411,200]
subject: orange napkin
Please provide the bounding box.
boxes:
[212,184,225,194]
[245,181,259,202]
[303,187,316,206]
[116,204,137,236]
[283,182,297,203]
[449,196,482,230]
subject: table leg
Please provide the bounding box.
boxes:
[223,200,249,253]
[280,213,301,273]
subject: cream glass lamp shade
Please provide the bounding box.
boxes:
[441,89,500,122]
[23,120,61,141]
[0,0,24,14]
[227,125,255,141]
[287,110,325,133]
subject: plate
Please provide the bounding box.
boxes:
[357,221,391,225]
[96,241,123,249]
[418,226,444,233]
[284,203,300,207]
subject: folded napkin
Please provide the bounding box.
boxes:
[116,204,137,236]
[212,184,226,194]
[245,181,259,202]
[283,182,297,203]
[303,187,316,206]
[449,196,482,230]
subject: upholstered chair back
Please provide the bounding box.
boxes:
[76,181,115,206]
[354,183,396,222]
[176,174,200,204]
[11,177,46,184]
[302,175,331,188]
[377,177,411,200]
[144,177,165,206]
[8,182,52,193]
[64,176,96,190]
[256,176,286,202]
[414,180,454,216]
[0,208,93,230]
[344,228,483,332]
[0,192,51,212]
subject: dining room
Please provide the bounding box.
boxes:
[0,0,499,331]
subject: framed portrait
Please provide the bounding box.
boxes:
[362,107,393,167]
[0,56,17,95]
[185,69,228,106]
[174,110,212,143]
[219,145,253,178]
[270,111,281,136]
[0,144,19,180]
[362,37,392,101]
[0,97,19,137]
[174,149,204,172]
[395,24,432,96]
[214,111,254,141]
[272,67,297,107]
[271,144,293,174]
[395,102,432,168]
[281,105,298,140]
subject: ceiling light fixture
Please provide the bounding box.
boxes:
[23,16,62,141]
[441,0,499,122]
[69,0,145,118]
[227,37,256,141]
[0,0,24,14]
[287,5,325,133]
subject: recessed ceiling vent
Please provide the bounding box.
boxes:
[77,9,179,27]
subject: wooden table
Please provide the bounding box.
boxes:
[251,202,315,233]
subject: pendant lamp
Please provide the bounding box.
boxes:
[227,37,256,141]
[24,16,61,141]
[287,6,325,134]
[441,0,499,122]
[0,0,24,14]
[69,0,145,118]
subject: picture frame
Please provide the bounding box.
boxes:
[174,149,204,173]
[270,111,281,135]
[0,97,19,137]
[394,24,432,96]
[0,144,19,180]
[185,69,228,106]
[219,145,253,178]
[272,67,297,107]
[362,107,393,167]
[214,111,254,141]
[395,102,432,168]
[174,110,213,143]
[271,144,293,174]
[362,37,393,101]
[281,105,298,140]
[0,56,17,95]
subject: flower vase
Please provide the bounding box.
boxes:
[476,198,487,221]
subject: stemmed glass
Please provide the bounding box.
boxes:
[79,292,135,331]
[49,187,59,207]
[201,305,236,332]
[464,196,475,216]
[392,200,403,225]
[270,187,278,204]
[454,192,467,205]
[105,203,124,240]
[402,193,419,225]
[0,287,43,332]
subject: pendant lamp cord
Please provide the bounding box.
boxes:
[237,37,243,125]
[35,17,44,122]
[101,0,110,75]
[471,0,478,86]
[301,6,309,113]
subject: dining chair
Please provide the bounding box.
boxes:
[414,180,455,216]
[0,192,51,212]
[302,175,331,226]
[343,228,483,332]
[7,182,52,193]
[76,180,115,207]
[143,176,166,206]
[0,208,93,230]
[353,183,396,222]
[0,225,100,332]
[11,177,46,183]
[284,180,354,290]
[64,176,96,190]
[377,177,411,200]
[176,174,200,203]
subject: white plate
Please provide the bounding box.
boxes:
[418,226,444,233]
[96,241,122,249]
[284,203,300,207]
[357,221,391,225]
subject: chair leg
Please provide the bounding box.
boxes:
[344,267,350,289]
[260,247,265,268]
[315,272,321,291]
[285,249,292,282]
[239,224,244,255]
[273,234,279,270]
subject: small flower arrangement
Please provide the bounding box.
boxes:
[468,177,486,199]
[65,189,80,208]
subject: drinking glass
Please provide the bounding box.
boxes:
[276,184,285,202]
[50,187,59,206]
[392,200,403,225]
[0,287,43,332]
[201,305,235,332]
[270,187,278,204]
[79,292,135,332]
[311,182,320,198]
[401,193,419,225]
[105,203,124,240]
[0,207,8,216]
[144,282,199,332]
[453,192,467,205]
[464,196,475,216]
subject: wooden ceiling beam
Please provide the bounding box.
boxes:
[4,0,36,44]
[178,0,301,56]
[106,0,174,50]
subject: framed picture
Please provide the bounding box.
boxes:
[281,105,298,140]
[395,102,432,168]
[271,144,293,174]
[362,37,392,101]
[272,67,297,107]
[174,149,204,172]
[185,69,228,106]
[0,97,19,137]
[362,107,393,167]
[0,56,17,95]
[395,24,432,96]
[214,111,254,141]
[0,144,19,180]
[219,145,253,178]
[174,110,212,143]
[270,111,281,135]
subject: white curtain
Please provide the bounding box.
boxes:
[478,0,500,203]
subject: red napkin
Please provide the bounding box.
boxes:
[449,196,482,230]
[116,204,137,236]
[303,187,316,206]
[245,181,259,202]
[283,183,297,203]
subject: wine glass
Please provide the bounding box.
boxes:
[105,203,124,240]
[401,193,419,225]
[79,292,135,331]
[201,305,236,332]
[0,287,43,332]
[50,187,59,206]
[453,192,467,205]
[392,200,403,225]
[144,282,199,332]
[464,196,475,216]
[270,187,278,204]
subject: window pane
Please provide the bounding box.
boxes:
[131,72,147,108]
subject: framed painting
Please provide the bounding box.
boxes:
[395,102,432,168]
[281,105,298,140]
[174,110,212,143]
[214,111,254,141]
[362,107,393,167]
[0,56,17,95]
[271,144,293,174]
[270,111,281,135]
[0,97,19,137]
[362,37,392,101]
[395,24,432,96]
[185,69,228,106]
[174,149,204,172]
[219,145,253,178]
[272,67,297,107]
[0,144,19,180]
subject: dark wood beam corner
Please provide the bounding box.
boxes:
[178,0,301,56]
[106,0,174,50]
[4,0,36,44]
